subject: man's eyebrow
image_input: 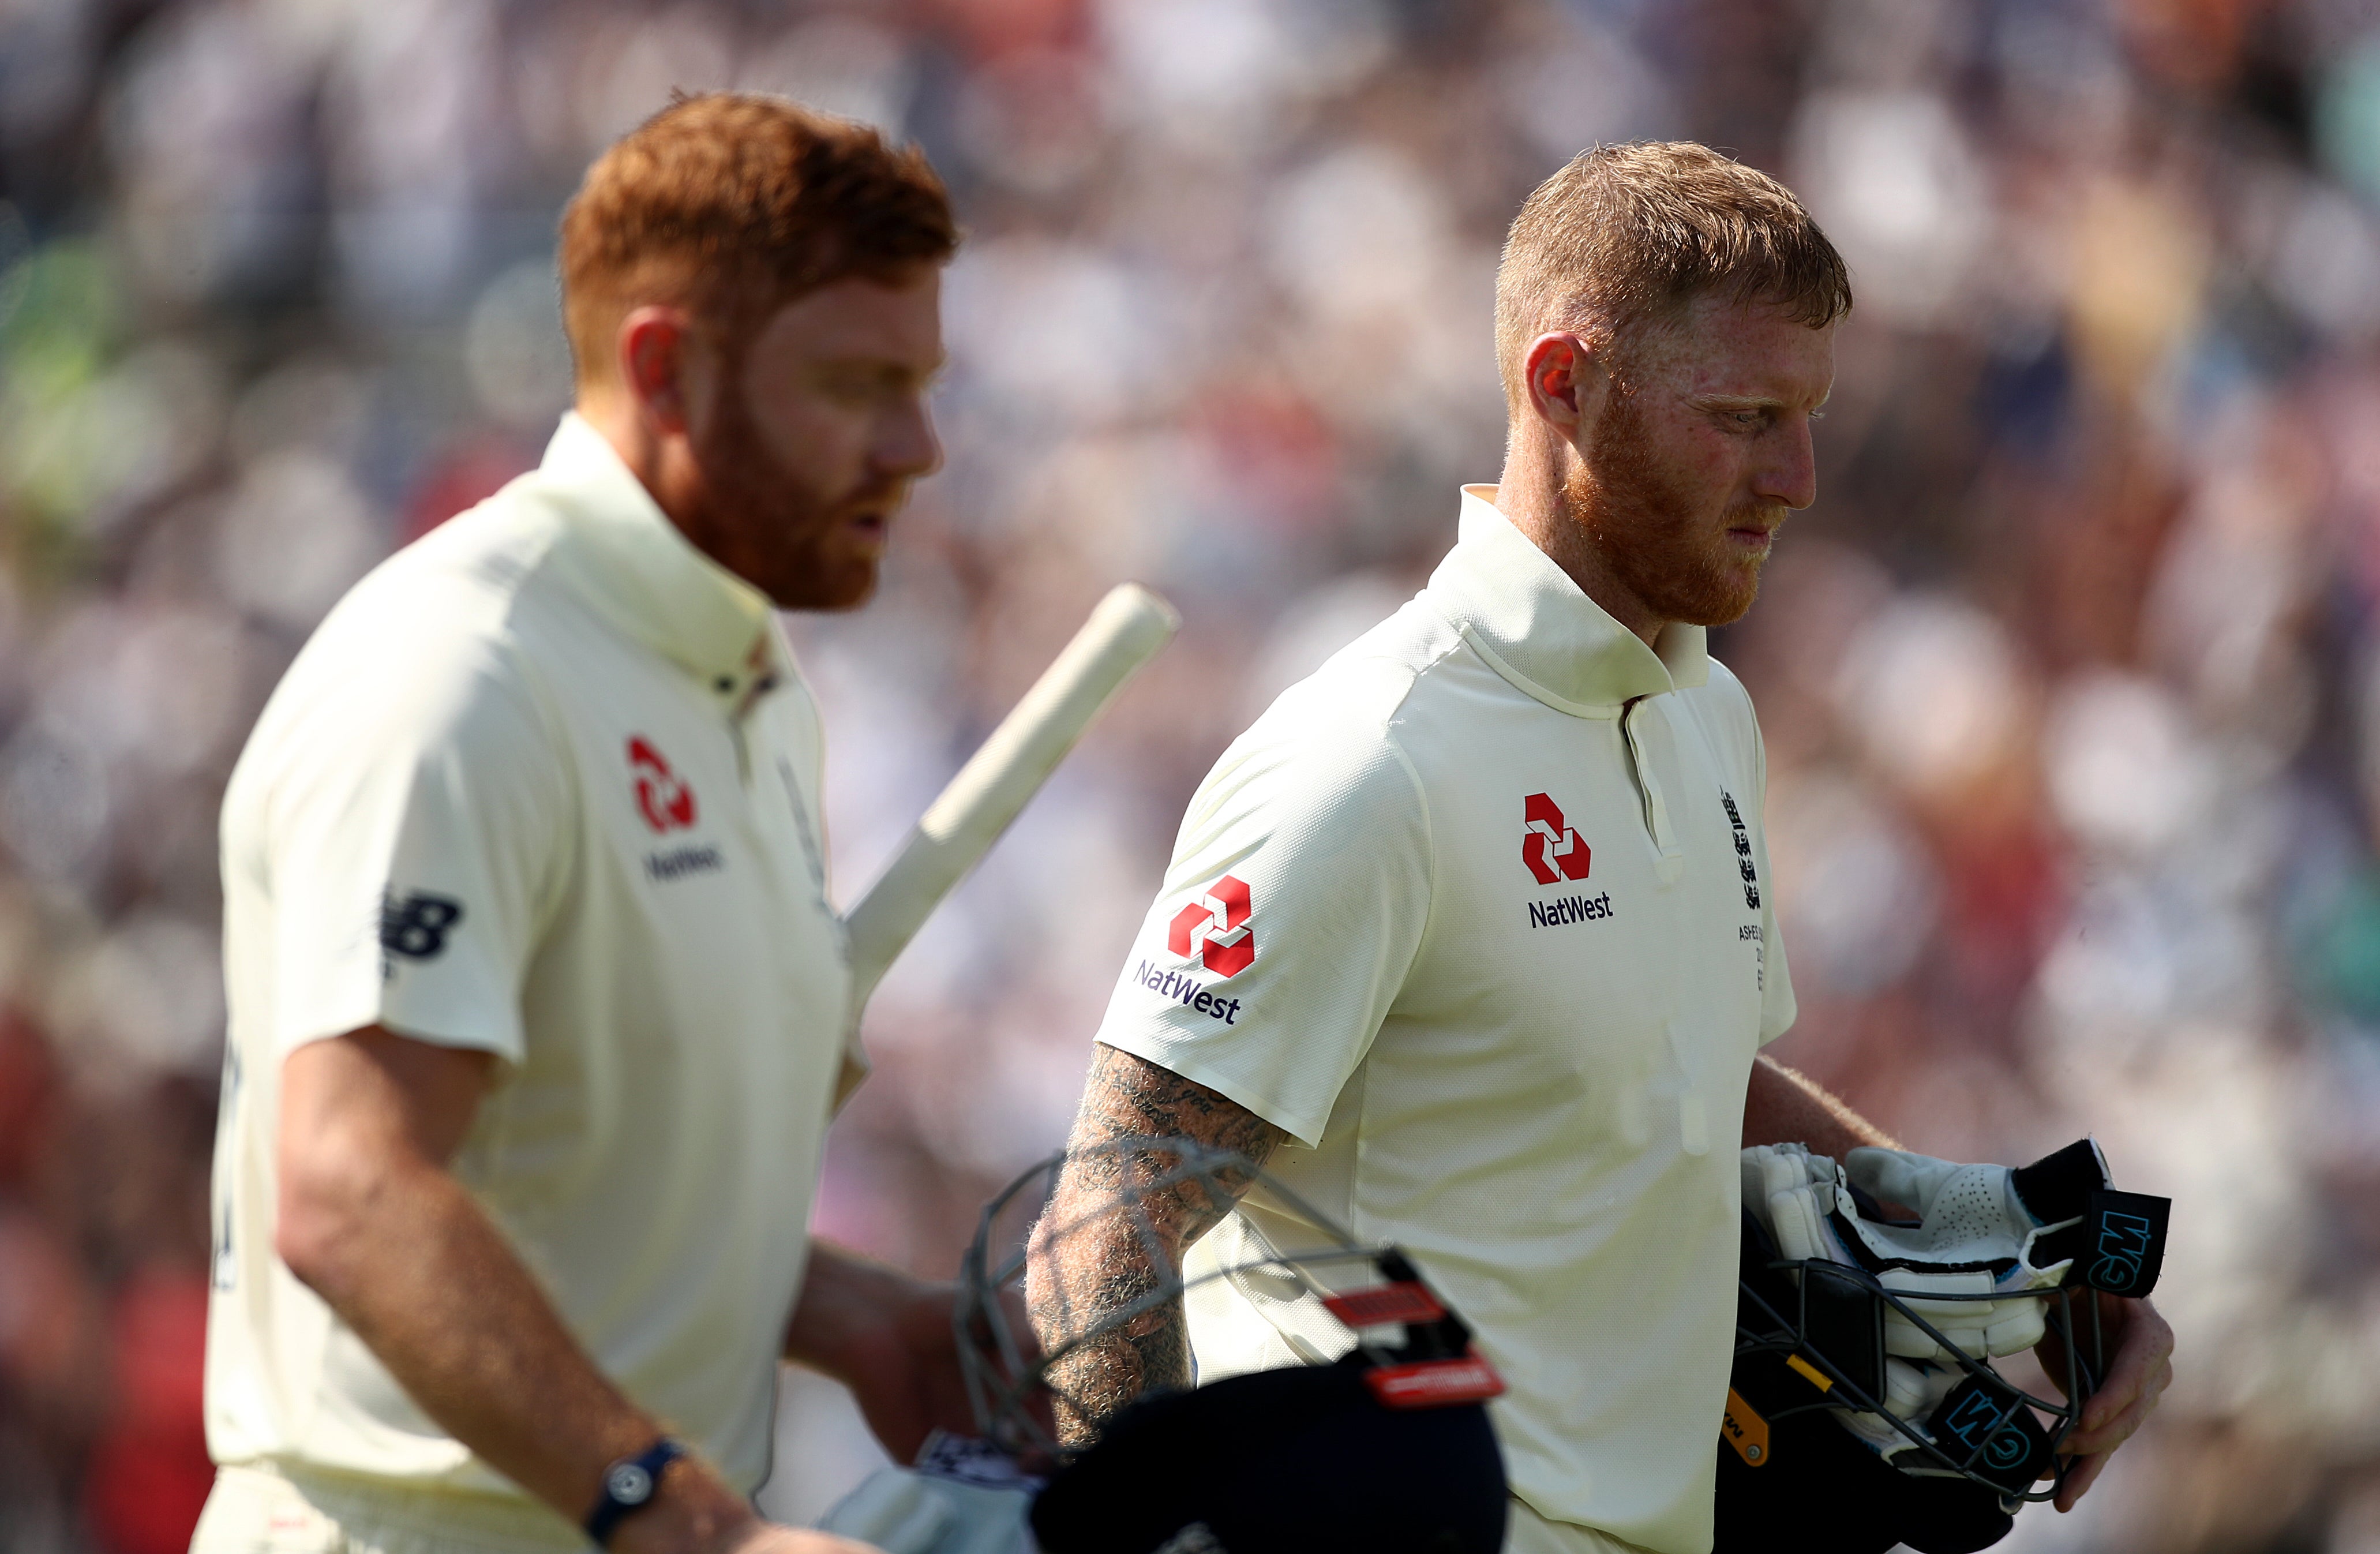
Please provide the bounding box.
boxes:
[1689,390,1831,413]
[812,351,949,381]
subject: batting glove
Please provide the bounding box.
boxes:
[1744,1141,2102,1361]
[817,1434,1040,1554]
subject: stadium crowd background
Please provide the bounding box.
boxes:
[2,0,2378,1548]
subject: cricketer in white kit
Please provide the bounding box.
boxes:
[1028,143,2173,1554]
[196,94,980,1554]
[205,411,852,1529]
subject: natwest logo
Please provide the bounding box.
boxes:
[1168,874,1255,978]
[1522,793,1591,885]
[628,737,698,833]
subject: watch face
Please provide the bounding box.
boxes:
[606,1462,655,1505]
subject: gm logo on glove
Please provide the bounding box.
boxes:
[2083,1190,2171,1297]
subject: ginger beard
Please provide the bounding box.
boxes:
[1562,381,1783,630]
[681,350,901,612]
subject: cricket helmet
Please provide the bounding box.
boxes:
[957,1139,1511,1554]
[1715,1138,2173,1554]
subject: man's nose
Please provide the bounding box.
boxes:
[1756,419,1819,511]
[876,396,942,482]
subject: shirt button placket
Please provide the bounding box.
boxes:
[1621,698,1684,886]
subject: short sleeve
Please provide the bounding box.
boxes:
[249,621,569,1065]
[1092,697,1434,1148]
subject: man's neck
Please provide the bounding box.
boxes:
[1491,437,1668,650]
[578,393,709,546]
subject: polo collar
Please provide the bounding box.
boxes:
[535,413,780,703]
[1425,485,1708,717]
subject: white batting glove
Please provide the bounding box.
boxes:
[1744,1143,2086,1361]
[1830,1354,1964,1460]
[816,1434,1040,1554]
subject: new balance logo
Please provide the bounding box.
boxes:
[1168,875,1254,978]
[380,889,462,978]
[1523,793,1591,885]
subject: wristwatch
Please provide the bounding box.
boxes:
[584,1437,686,1547]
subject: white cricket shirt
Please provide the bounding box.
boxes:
[1095,487,1797,1554]
[206,414,856,1533]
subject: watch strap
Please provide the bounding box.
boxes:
[584,1436,686,1547]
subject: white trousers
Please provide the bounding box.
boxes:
[190,1463,586,1554]
[1504,1497,1661,1554]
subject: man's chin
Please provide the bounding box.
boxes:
[1662,568,1764,629]
[767,559,880,613]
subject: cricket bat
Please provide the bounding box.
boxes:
[841,582,1180,1011]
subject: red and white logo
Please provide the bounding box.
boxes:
[1168,874,1255,978]
[1521,793,1591,885]
[628,737,698,833]
[1365,1353,1507,1410]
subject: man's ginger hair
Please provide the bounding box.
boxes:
[559,92,957,385]
[1494,143,1851,409]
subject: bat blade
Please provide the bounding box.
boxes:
[842,582,1180,1010]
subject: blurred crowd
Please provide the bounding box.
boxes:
[4,0,2380,1547]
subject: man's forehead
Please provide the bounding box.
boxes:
[1642,292,1835,399]
[760,271,944,362]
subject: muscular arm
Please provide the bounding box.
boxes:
[1028,1050,1876,1443]
[782,1242,1023,1469]
[1742,1054,1899,1155]
[277,1028,853,1554]
[1026,1044,1287,1446]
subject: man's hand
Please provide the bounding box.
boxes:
[608,1458,883,1554]
[714,1534,882,1554]
[2036,1291,2175,1511]
[822,1279,987,1466]
[786,1245,1034,1466]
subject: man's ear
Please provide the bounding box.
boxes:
[616,306,699,436]
[1521,332,1611,444]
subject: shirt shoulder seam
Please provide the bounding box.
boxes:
[1380,728,1439,995]
[1374,626,1460,978]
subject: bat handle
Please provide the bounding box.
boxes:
[841,582,1180,1008]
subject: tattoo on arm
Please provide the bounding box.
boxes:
[1026,1044,1287,1447]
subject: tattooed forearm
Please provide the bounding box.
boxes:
[1026,1044,1287,1447]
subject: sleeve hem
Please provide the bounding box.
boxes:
[278,1009,527,1068]
[1093,1032,1326,1151]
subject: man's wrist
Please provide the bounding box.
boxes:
[587,1438,687,1547]
[603,1452,756,1554]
